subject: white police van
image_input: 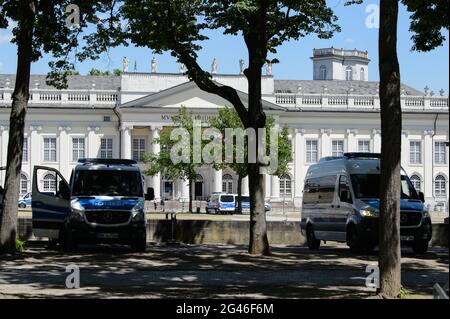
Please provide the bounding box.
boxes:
[300,153,432,254]
[32,159,154,251]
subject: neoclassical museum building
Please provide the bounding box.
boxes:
[0,48,448,211]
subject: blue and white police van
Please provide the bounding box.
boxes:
[32,159,154,251]
[300,153,432,254]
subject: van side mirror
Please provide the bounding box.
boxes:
[145,187,155,201]
[419,191,425,203]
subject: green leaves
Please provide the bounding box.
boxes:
[401,0,449,52]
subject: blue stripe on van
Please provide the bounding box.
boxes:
[362,199,424,211]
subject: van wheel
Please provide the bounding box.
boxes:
[412,239,429,255]
[347,225,363,253]
[59,227,77,252]
[133,237,147,253]
[18,203,26,209]
[306,225,320,250]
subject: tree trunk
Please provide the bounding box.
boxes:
[188,178,193,214]
[0,0,35,254]
[237,175,243,214]
[246,60,269,255]
[378,0,402,298]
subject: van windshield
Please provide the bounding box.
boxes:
[220,195,234,202]
[72,170,143,197]
[350,174,420,200]
[237,196,250,202]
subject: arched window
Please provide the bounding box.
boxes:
[410,175,421,193]
[43,173,56,192]
[345,66,353,81]
[360,67,365,81]
[319,65,327,80]
[20,174,28,194]
[280,174,292,197]
[435,175,446,197]
[222,174,233,193]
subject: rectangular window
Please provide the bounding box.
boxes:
[435,141,447,164]
[132,138,146,161]
[23,137,28,162]
[306,140,319,163]
[358,140,371,153]
[72,137,86,161]
[100,138,113,159]
[331,140,344,157]
[43,137,57,162]
[409,141,422,164]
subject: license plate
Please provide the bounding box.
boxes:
[97,233,119,239]
[242,208,250,213]
[401,235,414,241]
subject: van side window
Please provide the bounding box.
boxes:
[339,175,352,204]
[303,179,318,205]
[317,176,336,204]
[303,176,336,204]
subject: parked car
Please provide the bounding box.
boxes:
[235,195,271,214]
[32,158,154,252]
[300,152,432,254]
[206,193,236,214]
[18,192,32,208]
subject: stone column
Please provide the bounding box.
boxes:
[58,125,71,180]
[346,129,358,152]
[121,125,132,159]
[87,125,100,158]
[0,125,9,182]
[241,176,249,195]
[294,128,305,207]
[151,126,161,200]
[212,168,222,193]
[372,129,381,153]
[423,130,434,203]
[401,130,409,170]
[265,174,271,200]
[180,178,189,201]
[320,128,332,158]
[29,125,42,183]
[271,175,280,201]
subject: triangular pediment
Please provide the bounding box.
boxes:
[120,80,284,111]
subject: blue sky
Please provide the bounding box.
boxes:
[0,1,448,93]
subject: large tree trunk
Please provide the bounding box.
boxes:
[246,60,269,255]
[378,0,402,298]
[0,0,35,254]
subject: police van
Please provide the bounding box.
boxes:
[300,153,432,254]
[32,159,154,251]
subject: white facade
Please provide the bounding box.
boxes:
[0,48,449,212]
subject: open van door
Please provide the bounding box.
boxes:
[32,166,70,239]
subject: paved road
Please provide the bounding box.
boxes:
[0,242,448,298]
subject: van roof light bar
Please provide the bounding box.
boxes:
[77,158,138,165]
[343,152,381,159]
